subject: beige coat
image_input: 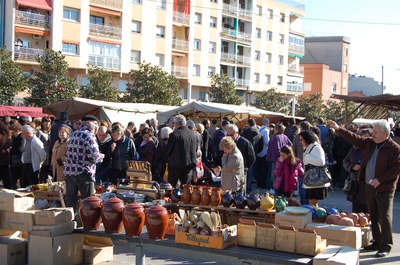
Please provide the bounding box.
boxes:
[51,139,69,181]
[221,147,245,192]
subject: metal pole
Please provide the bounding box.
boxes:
[291,96,296,117]
[187,83,192,103]
[382,65,384,95]
[135,243,146,265]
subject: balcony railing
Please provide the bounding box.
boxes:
[287,83,303,93]
[89,23,122,39]
[221,52,236,63]
[173,12,190,25]
[237,31,252,43]
[288,65,304,74]
[15,10,49,27]
[88,54,120,70]
[238,8,252,19]
[90,0,122,9]
[236,55,251,66]
[236,78,250,87]
[172,39,189,51]
[14,47,44,61]
[289,43,305,53]
[222,4,238,15]
[171,66,188,78]
[221,28,237,39]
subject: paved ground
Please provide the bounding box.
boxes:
[96,185,400,265]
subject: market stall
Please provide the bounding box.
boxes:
[0,105,49,118]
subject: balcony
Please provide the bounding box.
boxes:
[238,8,252,20]
[173,12,190,25]
[221,52,236,63]
[15,10,50,27]
[172,39,189,51]
[287,83,303,93]
[221,28,237,39]
[90,0,122,9]
[89,23,122,39]
[236,55,251,66]
[289,43,304,53]
[222,4,238,16]
[288,65,304,74]
[14,47,44,62]
[88,54,120,70]
[171,66,188,78]
[236,78,250,87]
[237,31,251,43]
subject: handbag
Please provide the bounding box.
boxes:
[343,177,352,193]
[303,165,332,186]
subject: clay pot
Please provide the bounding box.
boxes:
[246,192,260,210]
[122,203,145,236]
[191,186,202,205]
[182,184,192,204]
[210,187,222,206]
[79,196,103,231]
[260,192,275,211]
[200,187,211,206]
[221,192,235,207]
[145,203,169,240]
[274,196,286,212]
[160,182,173,198]
[171,188,182,203]
[101,196,124,233]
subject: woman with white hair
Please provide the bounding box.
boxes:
[152,126,173,183]
[220,136,245,193]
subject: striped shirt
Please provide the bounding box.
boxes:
[64,126,102,180]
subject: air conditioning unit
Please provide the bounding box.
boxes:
[32,34,42,40]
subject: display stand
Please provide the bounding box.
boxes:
[33,190,66,208]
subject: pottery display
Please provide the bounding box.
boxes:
[274,196,287,212]
[260,192,275,211]
[234,192,247,209]
[160,182,173,198]
[79,195,103,231]
[145,203,169,240]
[246,192,261,210]
[191,186,202,205]
[210,187,222,206]
[182,184,192,204]
[200,187,211,206]
[101,196,124,233]
[122,202,145,236]
[221,192,235,207]
[171,188,182,203]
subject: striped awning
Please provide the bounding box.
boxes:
[15,26,50,36]
[90,5,122,16]
[17,0,52,11]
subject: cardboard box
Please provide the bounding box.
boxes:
[275,226,296,253]
[0,236,27,265]
[1,211,37,232]
[361,226,371,247]
[306,223,362,249]
[313,245,359,265]
[295,228,327,256]
[30,221,76,237]
[34,208,74,226]
[0,189,34,212]
[175,225,237,249]
[28,234,84,265]
[83,235,114,264]
[237,219,256,247]
[274,211,312,229]
[256,223,276,250]
[0,230,22,238]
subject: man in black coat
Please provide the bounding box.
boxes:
[227,124,256,194]
[240,118,259,144]
[167,115,197,187]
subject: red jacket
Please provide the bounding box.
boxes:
[273,158,303,194]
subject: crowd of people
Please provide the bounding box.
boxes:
[0,112,399,258]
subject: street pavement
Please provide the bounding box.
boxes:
[97,185,400,265]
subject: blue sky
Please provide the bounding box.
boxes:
[300,0,400,95]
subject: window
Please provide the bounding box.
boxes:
[279,55,284,65]
[280,13,285,22]
[157,0,166,9]
[279,34,285,44]
[62,43,78,55]
[267,31,272,41]
[254,50,260,60]
[344,64,348,73]
[209,42,216,53]
[199,91,208,101]
[344,47,349,57]
[277,76,283,85]
[131,0,141,4]
[90,15,104,25]
[331,82,337,93]
[130,50,141,62]
[156,25,165,38]
[265,74,271,84]
[256,5,262,15]
[267,9,273,19]
[208,66,216,77]
[88,41,121,69]
[194,39,201,50]
[63,8,79,22]
[156,54,164,66]
[210,17,217,28]
[80,77,89,88]
[132,20,141,33]
[193,64,200,76]
[210,0,217,3]
[254,73,260,83]
[118,80,128,92]
[195,13,202,24]
[266,52,272,63]
[255,28,261,38]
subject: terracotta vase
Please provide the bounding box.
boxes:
[101,196,124,233]
[191,186,202,205]
[182,184,192,204]
[79,196,103,231]
[200,187,211,206]
[122,203,145,236]
[145,203,169,240]
[210,187,222,206]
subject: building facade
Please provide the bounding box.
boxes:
[348,74,385,97]
[4,0,305,102]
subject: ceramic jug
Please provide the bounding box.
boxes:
[246,192,261,210]
[200,187,211,206]
[275,196,287,212]
[260,192,275,212]
[210,187,222,206]
[191,186,202,205]
[79,195,103,231]
[160,181,173,198]
[234,192,247,209]
[182,184,192,204]
[122,202,145,236]
[221,191,235,207]
[145,203,169,240]
[101,196,124,233]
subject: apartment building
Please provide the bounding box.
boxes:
[3,0,305,102]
